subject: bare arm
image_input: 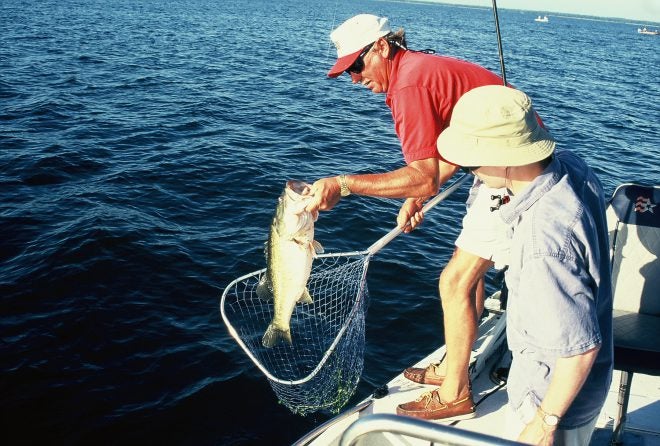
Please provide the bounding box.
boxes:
[343,157,442,198]
[438,158,460,188]
[395,159,461,231]
[518,346,600,446]
[305,157,441,212]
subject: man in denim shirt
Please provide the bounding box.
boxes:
[437,85,613,445]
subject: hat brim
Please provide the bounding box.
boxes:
[437,125,556,167]
[327,48,363,78]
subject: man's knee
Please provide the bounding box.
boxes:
[439,248,492,297]
[439,261,462,297]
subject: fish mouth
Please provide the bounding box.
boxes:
[285,180,316,223]
[286,180,312,197]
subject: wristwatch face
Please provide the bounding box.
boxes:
[544,414,559,426]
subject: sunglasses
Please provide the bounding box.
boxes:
[345,43,374,75]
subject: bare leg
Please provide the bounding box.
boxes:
[436,274,485,374]
[475,276,486,321]
[437,247,492,402]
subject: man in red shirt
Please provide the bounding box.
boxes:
[305,14,510,420]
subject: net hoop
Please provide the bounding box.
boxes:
[220,174,470,414]
[220,249,370,385]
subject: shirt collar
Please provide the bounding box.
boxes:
[499,155,562,224]
[385,50,406,103]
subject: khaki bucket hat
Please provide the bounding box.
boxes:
[437,85,555,167]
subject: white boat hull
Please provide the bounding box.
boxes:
[297,293,660,445]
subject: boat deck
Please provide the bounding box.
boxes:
[301,299,660,445]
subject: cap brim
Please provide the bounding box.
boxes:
[327,48,363,78]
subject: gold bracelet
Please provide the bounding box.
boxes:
[339,174,351,197]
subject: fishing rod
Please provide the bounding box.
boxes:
[490,0,508,86]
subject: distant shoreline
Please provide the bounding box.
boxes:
[378,0,660,25]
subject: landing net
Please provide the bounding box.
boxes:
[221,251,370,415]
[220,174,469,415]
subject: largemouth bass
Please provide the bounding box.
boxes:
[257,180,323,348]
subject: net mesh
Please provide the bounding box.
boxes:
[221,252,370,415]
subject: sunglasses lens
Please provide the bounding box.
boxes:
[347,58,363,74]
[345,44,373,75]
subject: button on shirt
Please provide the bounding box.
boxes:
[498,151,613,428]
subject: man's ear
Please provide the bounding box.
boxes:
[375,37,391,58]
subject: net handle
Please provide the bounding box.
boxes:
[366,173,471,256]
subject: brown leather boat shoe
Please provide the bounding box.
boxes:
[403,362,445,386]
[396,388,476,421]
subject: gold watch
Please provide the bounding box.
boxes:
[339,174,351,197]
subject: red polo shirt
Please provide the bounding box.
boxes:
[385,51,504,164]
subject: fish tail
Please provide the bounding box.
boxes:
[262,324,293,348]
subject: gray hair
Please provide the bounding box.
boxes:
[385,28,407,56]
[385,28,437,57]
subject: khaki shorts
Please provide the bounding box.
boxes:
[455,181,511,270]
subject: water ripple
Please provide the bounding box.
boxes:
[1,0,658,444]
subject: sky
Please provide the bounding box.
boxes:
[423,0,660,23]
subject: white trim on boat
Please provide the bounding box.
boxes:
[296,293,660,446]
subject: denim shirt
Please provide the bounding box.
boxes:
[498,150,613,428]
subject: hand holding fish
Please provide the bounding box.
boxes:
[304,176,343,213]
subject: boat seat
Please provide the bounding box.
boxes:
[606,183,660,444]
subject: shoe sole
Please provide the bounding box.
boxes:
[403,371,445,386]
[404,377,445,386]
[396,410,476,422]
[437,411,476,422]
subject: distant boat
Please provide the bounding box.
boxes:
[638,27,659,35]
[534,15,549,23]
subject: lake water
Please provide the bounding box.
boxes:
[1,0,658,444]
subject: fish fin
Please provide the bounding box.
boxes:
[262,324,292,348]
[311,240,324,255]
[256,275,273,301]
[293,235,311,246]
[298,287,313,304]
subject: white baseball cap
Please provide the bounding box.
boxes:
[327,14,391,78]
[437,86,556,167]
